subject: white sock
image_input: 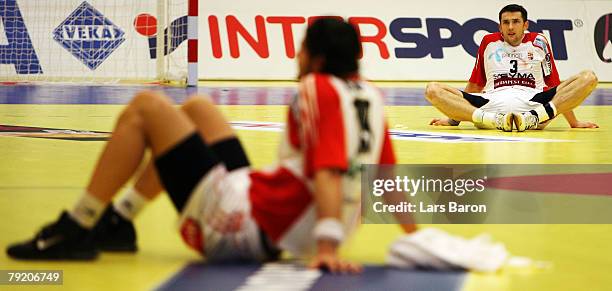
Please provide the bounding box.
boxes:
[472,109,497,129]
[533,102,557,122]
[70,191,106,229]
[114,188,149,220]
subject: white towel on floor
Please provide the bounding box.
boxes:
[386,228,509,272]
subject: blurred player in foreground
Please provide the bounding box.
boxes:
[7,18,414,274]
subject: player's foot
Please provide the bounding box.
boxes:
[6,211,98,260]
[495,112,514,132]
[92,206,138,252]
[513,112,539,132]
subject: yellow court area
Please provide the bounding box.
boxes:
[1,82,612,291]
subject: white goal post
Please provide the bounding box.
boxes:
[0,0,197,86]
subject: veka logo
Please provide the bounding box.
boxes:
[52,1,125,70]
[133,13,187,59]
[0,0,42,74]
[205,15,573,61]
[594,13,611,63]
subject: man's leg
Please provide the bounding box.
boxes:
[180,95,249,172]
[6,91,198,260]
[425,82,513,131]
[95,95,250,251]
[92,160,159,252]
[514,70,598,131]
[71,91,195,230]
[425,82,477,121]
[113,94,242,217]
[552,70,598,113]
[84,91,196,204]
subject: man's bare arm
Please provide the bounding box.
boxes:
[309,168,362,274]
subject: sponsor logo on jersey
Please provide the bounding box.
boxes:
[487,48,503,62]
[488,49,526,63]
[52,1,125,70]
[493,72,536,89]
[503,52,523,59]
[533,36,548,52]
[493,72,535,79]
[531,35,554,76]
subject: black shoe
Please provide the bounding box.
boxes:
[92,206,138,252]
[6,211,99,260]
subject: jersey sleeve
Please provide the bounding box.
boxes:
[378,123,396,164]
[468,36,488,87]
[533,33,561,88]
[299,74,348,176]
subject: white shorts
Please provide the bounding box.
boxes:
[474,86,547,113]
[177,165,271,262]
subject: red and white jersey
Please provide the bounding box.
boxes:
[249,73,395,256]
[469,32,560,93]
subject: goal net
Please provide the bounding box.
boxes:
[0,0,195,85]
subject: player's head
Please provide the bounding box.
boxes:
[298,18,361,79]
[498,4,529,46]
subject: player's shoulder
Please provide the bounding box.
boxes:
[301,73,376,93]
[480,32,504,46]
[300,72,334,86]
[299,73,340,100]
[524,32,550,49]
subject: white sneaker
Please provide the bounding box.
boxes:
[495,112,514,132]
[513,112,539,132]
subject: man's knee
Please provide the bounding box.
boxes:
[117,103,144,128]
[131,90,175,117]
[579,70,598,88]
[182,95,214,112]
[425,82,444,103]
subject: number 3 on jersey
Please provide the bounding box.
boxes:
[509,59,518,74]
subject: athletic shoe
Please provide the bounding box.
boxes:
[513,112,539,132]
[92,206,138,252]
[6,211,98,260]
[495,112,514,132]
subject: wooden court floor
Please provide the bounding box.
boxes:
[1,82,611,291]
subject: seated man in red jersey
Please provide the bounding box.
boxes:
[7,18,415,274]
[426,4,598,132]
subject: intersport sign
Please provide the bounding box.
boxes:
[198,0,611,81]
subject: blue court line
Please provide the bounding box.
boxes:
[156,263,258,291]
[156,263,466,291]
[1,123,569,143]
[229,121,570,143]
[1,85,611,106]
[310,266,465,291]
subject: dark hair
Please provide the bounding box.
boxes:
[499,4,528,22]
[304,18,361,78]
